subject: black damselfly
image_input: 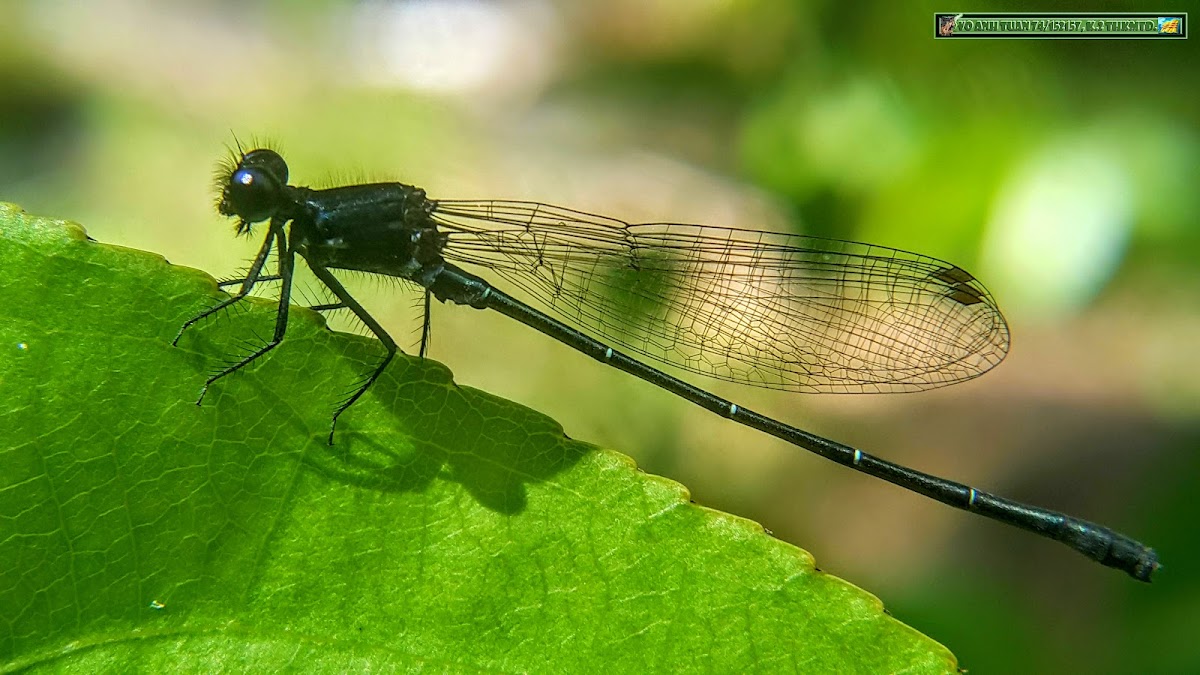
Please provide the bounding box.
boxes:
[174,147,1158,581]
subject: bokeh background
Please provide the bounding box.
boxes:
[3,0,1197,671]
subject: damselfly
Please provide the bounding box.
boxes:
[175,147,1158,581]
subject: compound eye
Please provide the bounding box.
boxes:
[241,148,288,184]
[221,165,281,223]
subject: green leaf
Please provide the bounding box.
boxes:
[0,203,956,672]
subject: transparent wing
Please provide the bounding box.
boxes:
[432,200,1010,393]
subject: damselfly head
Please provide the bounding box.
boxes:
[217,148,290,235]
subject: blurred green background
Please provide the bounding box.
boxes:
[2,0,1197,671]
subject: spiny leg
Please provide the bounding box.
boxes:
[307,262,397,445]
[196,226,294,405]
[419,290,432,359]
[174,223,278,345]
[218,274,280,290]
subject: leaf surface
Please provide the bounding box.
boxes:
[0,203,955,673]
